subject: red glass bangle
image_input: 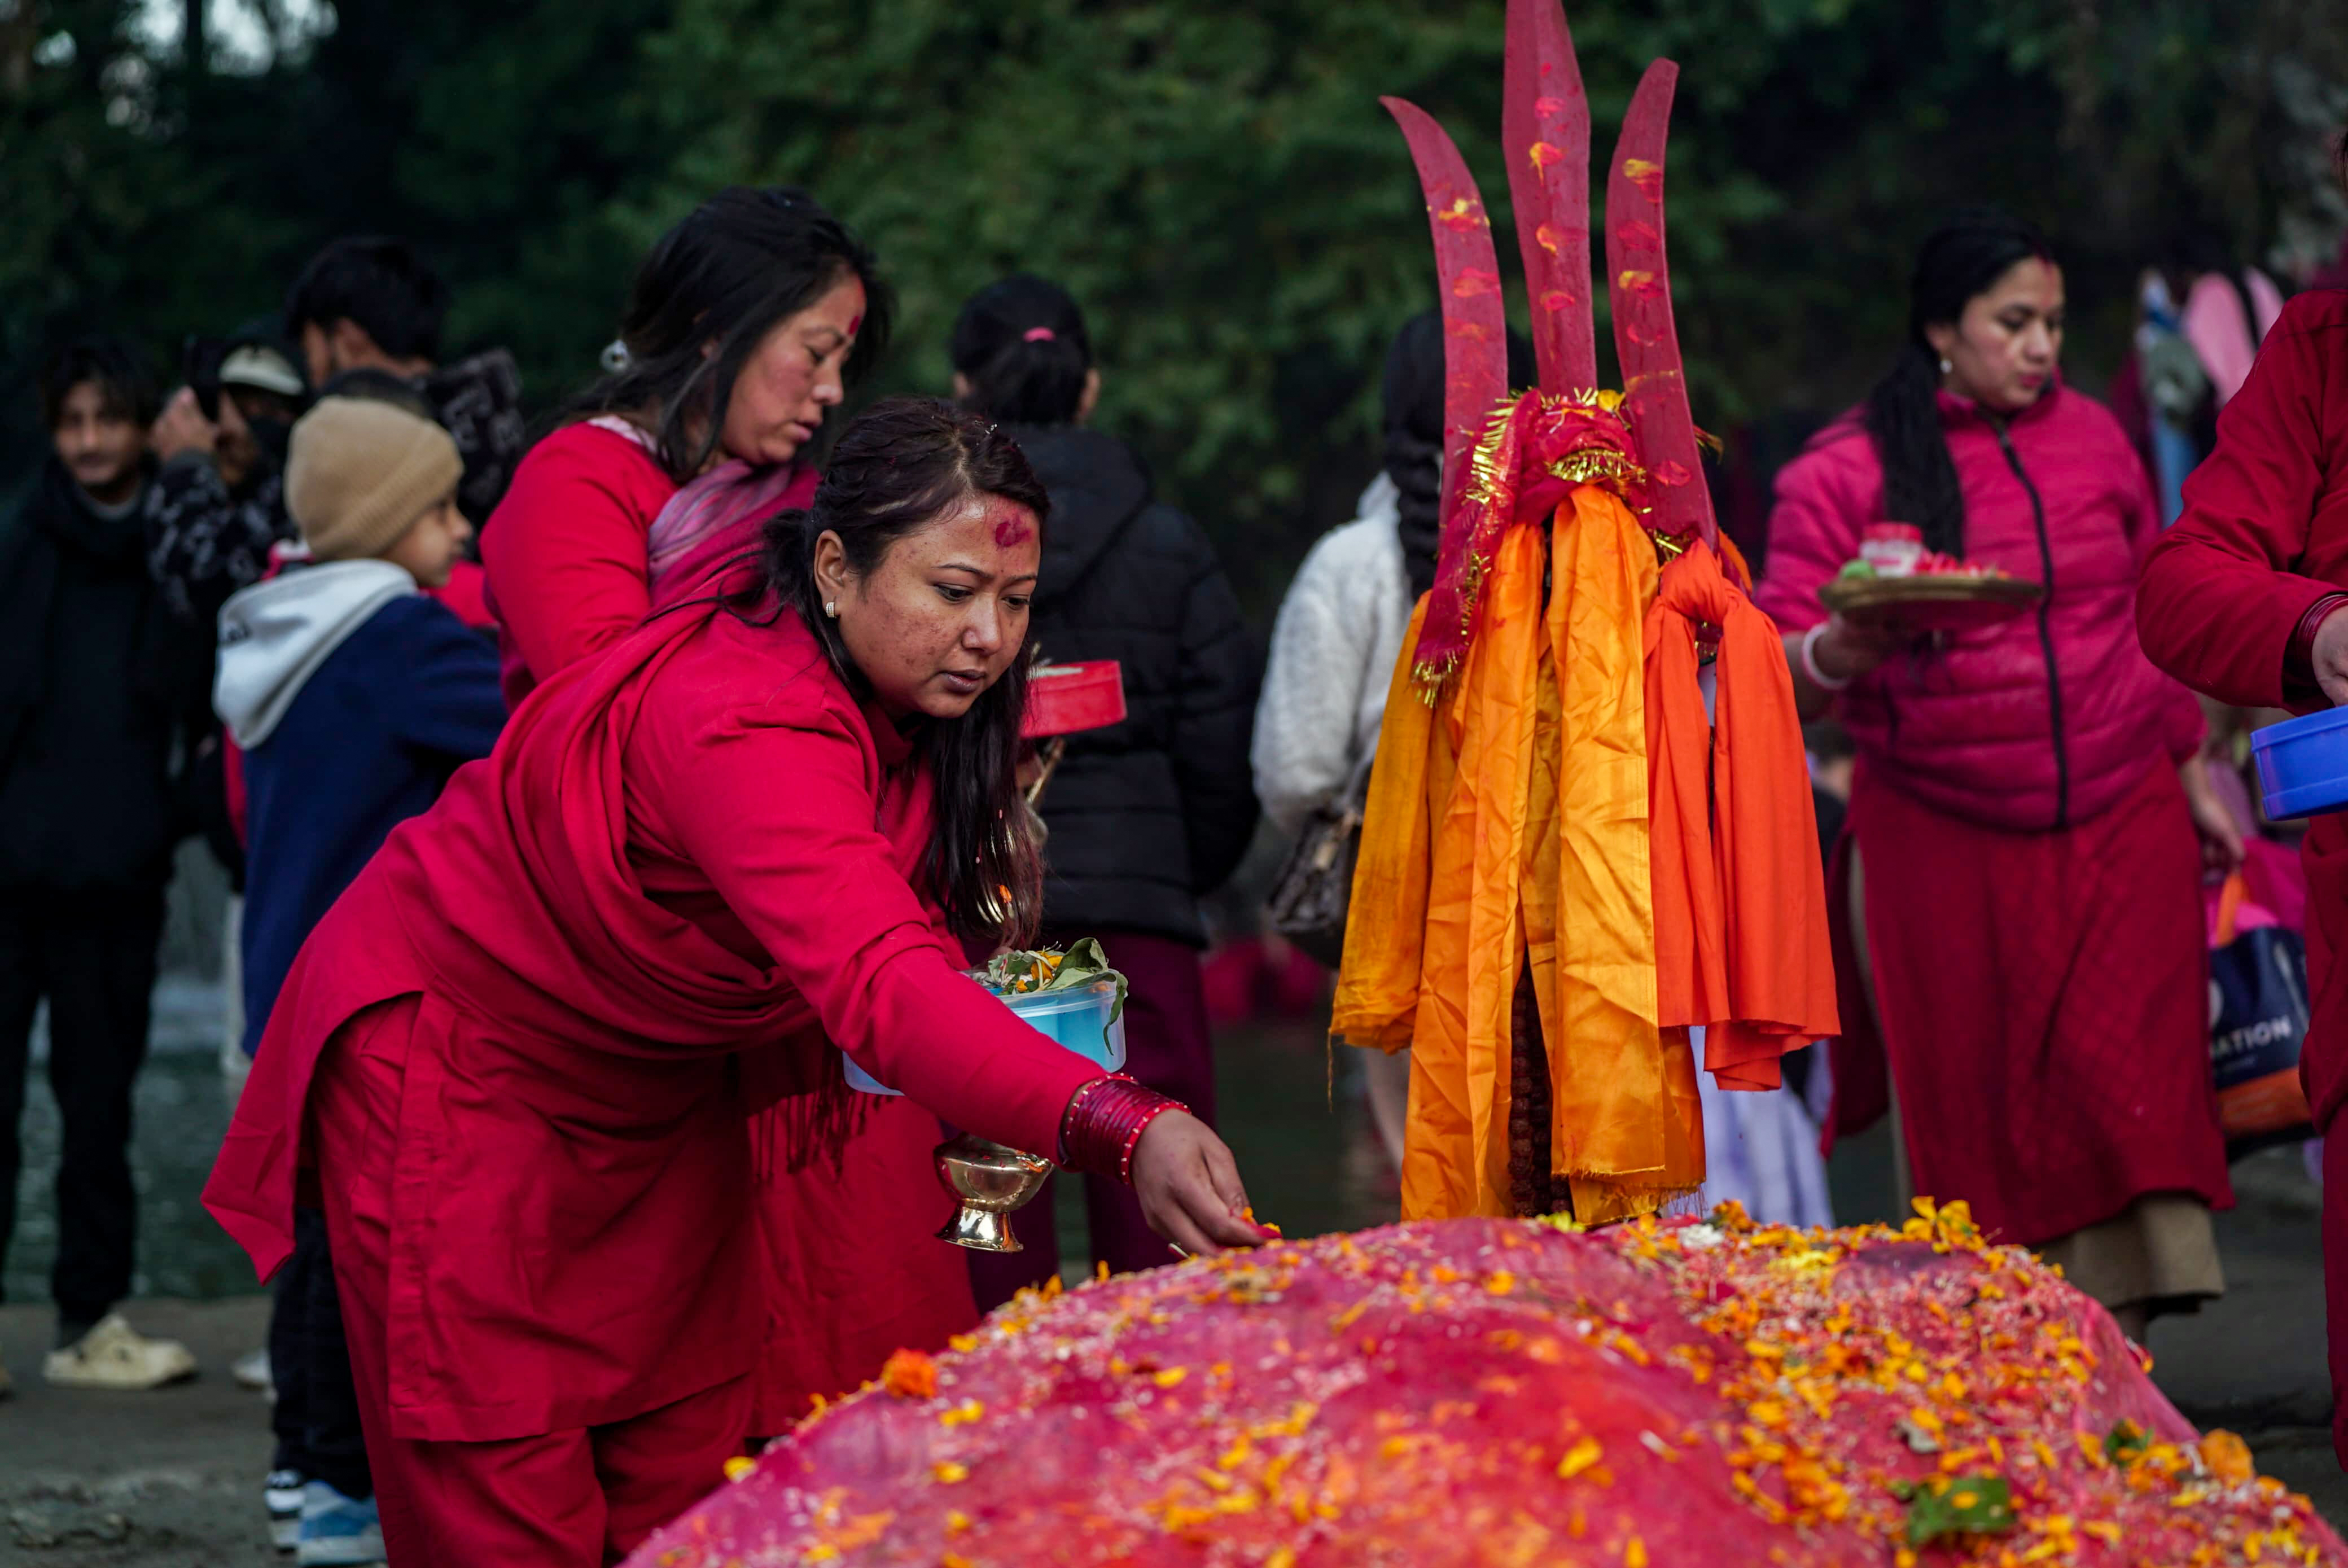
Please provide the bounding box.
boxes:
[2286,592,2348,699]
[1059,1073,1188,1186]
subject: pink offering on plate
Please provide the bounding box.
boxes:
[1858,522,1924,579]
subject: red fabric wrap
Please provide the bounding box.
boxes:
[203,580,1096,1442]
[1645,540,1838,1088]
[1828,759,2232,1247]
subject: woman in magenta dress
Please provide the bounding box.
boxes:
[207,400,1261,1562]
[1757,209,2237,1341]
[481,188,982,1435]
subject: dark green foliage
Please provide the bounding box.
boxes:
[2,0,2338,611]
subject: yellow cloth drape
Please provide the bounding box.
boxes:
[1540,487,1698,1222]
[1333,486,1701,1223]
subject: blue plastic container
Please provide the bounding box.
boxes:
[2251,707,2348,821]
[844,976,1127,1096]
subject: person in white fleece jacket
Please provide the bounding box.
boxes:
[1252,314,1534,1173]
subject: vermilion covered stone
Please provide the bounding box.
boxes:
[628,1210,2346,1566]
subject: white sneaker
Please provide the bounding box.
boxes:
[267,1469,306,1552]
[234,1347,274,1394]
[42,1314,198,1390]
[297,1480,385,1566]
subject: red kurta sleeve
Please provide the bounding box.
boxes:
[2104,415,2212,762]
[661,702,1097,1160]
[2139,299,2343,710]
[481,424,674,698]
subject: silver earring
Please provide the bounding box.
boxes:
[824,601,838,619]
[1938,356,1953,376]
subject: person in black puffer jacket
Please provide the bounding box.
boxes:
[950,275,1259,1304]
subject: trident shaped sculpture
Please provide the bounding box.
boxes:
[1382,0,1718,687]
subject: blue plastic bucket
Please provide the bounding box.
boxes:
[844,976,1127,1096]
[2251,707,2348,821]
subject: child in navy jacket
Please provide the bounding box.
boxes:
[213,395,504,1565]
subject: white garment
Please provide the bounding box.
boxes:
[214,559,418,747]
[1695,1044,1836,1230]
[1251,474,1413,836]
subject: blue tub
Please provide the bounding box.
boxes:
[844,977,1127,1096]
[2252,707,2348,821]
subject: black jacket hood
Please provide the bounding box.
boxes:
[1006,424,1153,610]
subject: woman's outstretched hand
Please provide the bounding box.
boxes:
[1129,1111,1272,1258]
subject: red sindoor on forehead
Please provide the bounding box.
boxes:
[985,500,1033,548]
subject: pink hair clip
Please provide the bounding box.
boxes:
[1022,326,1057,343]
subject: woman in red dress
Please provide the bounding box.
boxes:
[2136,271,2348,1462]
[1757,209,2238,1341]
[205,400,1262,1563]
[483,188,981,1436]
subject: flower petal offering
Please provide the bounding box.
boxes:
[627,1205,2343,1566]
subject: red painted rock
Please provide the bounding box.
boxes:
[628,1206,2346,1566]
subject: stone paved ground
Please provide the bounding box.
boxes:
[3,1017,2340,1562]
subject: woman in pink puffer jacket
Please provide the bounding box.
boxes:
[1755,209,2239,1342]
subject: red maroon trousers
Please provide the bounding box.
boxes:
[1829,759,2232,1247]
[745,1092,977,1435]
[313,997,748,1566]
[2302,817,2348,1466]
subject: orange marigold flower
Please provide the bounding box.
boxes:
[2200,1430,2255,1486]
[879,1347,938,1400]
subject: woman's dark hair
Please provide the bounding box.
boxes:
[1382,310,1539,599]
[733,396,1048,947]
[950,274,1092,426]
[568,186,892,484]
[1863,208,2053,558]
[38,334,159,429]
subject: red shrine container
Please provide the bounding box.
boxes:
[1023,660,1125,739]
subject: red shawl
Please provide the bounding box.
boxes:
[205,579,1094,1439]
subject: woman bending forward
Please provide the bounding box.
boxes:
[205,399,1259,1565]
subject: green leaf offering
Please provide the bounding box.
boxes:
[2105,1420,2150,1465]
[980,939,1128,1026]
[1893,1474,2017,1547]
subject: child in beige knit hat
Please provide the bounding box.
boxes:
[284,395,471,585]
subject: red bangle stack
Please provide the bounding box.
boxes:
[2287,593,2348,699]
[1059,1074,1187,1186]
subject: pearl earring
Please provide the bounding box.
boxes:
[1939,356,1953,376]
[824,601,838,619]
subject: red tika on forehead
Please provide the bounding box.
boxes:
[985,499,1033,549]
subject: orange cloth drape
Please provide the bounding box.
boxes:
[1337,488,1710,1222]
[1643,538,1839,1089]
[1535,488,1699,1221]
[1401,520,1545,1217]
[1330,596,1437,1057]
